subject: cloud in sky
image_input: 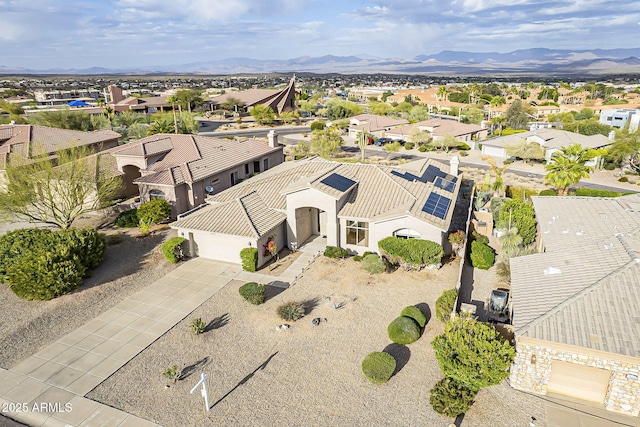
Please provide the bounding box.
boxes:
[1,0,639,69]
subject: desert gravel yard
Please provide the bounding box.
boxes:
[88,256,546,427]
[0,228,178,368]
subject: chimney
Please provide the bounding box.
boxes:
[450,155,460,176]
[608,130,616,141]
[268,130,278,148]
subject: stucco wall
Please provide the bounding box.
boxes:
[286,188,339,247]
[370,215,446,254]
[510,337,640,417]
[176,228,256,264]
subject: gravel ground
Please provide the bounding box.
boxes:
[0,227,178,368]
[88,256,546,427]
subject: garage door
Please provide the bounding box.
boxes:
[482,145,505,158]
[547,360,611,403]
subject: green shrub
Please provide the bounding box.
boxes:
[190,318,205,334]
[436,289,458,322]
[538,189,557,196]
[310,120,326,131]
[619,176,629,182]
[378,236,443,268]
[497,199,536,245]
[429,377,477,417]
[604,163,616,170]
[240,247,258,272]
[404,142,414,150]
[137,198,171,224]
[470,241,494,270]
[162,237,186,263]
[362,352,396,384]
[490,197,509,223]
[0,228,106,300]
[471,231,488,245]
[387,316,421,344]
[163,365,180,383]
[418,145,428,152]
[458,143,471,150]
[114,208,139,227]
[459,150,468,157]
[361,253,386,274]
[324,246,348,258]
[277,301,305,321]
[239,282,266,305]
[506,186,538,201]
[400,305,427,328]
[575,188,623,197]
[352,255,363,262]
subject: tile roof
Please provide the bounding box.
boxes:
[205,156,460,230]
[111,134,282,186]
[511,195,640,357]
[482,129,611,150]
[0,124,120,162]
[172,191,286,238]
[349,114,409,132]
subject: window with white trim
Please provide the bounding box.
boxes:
[149,189,165,200]
[346,220,369,246]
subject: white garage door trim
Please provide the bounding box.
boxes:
[547,360,611,403]
[482,145,506,158]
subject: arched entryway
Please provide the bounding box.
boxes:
[121,165,142,198]
[295,207,325,245]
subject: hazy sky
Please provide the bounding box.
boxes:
[2,0,639,69]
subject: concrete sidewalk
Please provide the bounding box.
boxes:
[0,240,325,426]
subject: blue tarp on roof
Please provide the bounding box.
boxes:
[67,100,90,107]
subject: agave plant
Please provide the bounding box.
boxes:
[277,301,305,321]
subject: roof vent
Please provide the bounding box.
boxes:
[562,229,569,234]
[544,266,562,275]
[543,229,550,234]
[576,231,585,236]
[603,242,614,249]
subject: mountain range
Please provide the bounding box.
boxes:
[3,48,640,76]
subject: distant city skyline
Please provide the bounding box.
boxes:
[2,0,640,70]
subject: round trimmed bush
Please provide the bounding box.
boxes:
[429,377,477,417]
[239,282,266,305]
[604,163,616,170]
[404,142,414,150]
[436,289,457,322]
[277,301,305,321]
[361,351,396,384]
[400,305,427,328]
[361,253,385,274]
[387,316,421,344]
[619,176,629,183]
[538,189,557,196]
[324,246,348,258]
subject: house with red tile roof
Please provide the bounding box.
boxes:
[109,131,284,216]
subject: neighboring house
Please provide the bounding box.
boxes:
[109,131,284,216]
[207,78,296,114]
[509,195,640,417]
[599,108,640,133]
[481,129,612,164]
[171,156,461,268]
[346,114,409,138]
[386,118,487,148]
[0,124,120,182]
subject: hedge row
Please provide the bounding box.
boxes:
[378,236,443,269]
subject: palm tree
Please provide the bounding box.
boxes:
[544,144,595,196]
[437,86,449,102]
[166,95,178,134]
[482,156,511,197]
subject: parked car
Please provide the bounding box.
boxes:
[374,137,392,146]
[393,139,406,145]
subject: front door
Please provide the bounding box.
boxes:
[296,208,313,245]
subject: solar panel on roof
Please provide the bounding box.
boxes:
[422,193,451,219]
[434,176,456,192]
[320,173,356,192]
[423,165,445,183]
